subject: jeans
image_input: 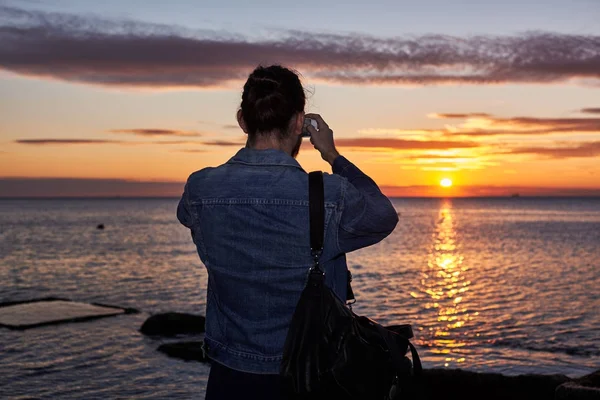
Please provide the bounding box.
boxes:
[205,361,288,400]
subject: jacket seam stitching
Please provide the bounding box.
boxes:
[205,336,283,361]
[227,160,305,170]
[336,179,347,254]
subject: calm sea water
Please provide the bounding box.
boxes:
[1,198,599,399]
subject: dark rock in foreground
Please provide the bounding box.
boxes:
[157,341,208,362]
[419,368,570,400]
[146,313,598,399]
[556,370,600,400]
[574,369,600,388]
[140,312,205,336]
[155,339,600,400]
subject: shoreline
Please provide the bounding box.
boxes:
[155,340,598,400]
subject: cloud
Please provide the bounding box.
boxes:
[15,139,123,145]
[202,140,245,146]
[223,125,240,130]
[430,113,491,119]
[491,117,600,132]
[348,110,600,166]
[0,177,184,197]
[335,138,480,150]
[191,136,479,152]
[508,141,600,159]
[581,108,600,114]
[379,185,600,197]
[403,154,479,161]
[14,138,202,146]
[174,149,208,153]
[421,113,600,137]
[1,5,599,89]
[150,140,201,145]
[109,129,201,137]
[364,111,600,138]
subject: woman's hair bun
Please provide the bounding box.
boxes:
[240,65,306,136]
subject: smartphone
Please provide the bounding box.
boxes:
[301,118,318,137]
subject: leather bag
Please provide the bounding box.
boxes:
[280,171,422,399]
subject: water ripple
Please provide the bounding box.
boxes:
[1,198,599,399]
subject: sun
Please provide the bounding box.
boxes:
[440,178,453,188]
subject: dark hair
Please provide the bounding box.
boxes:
[240,65,306,137]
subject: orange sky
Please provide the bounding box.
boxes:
[1,4,599,197]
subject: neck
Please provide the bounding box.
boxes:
[246,134,292,156]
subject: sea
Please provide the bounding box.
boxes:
[0,197,599,399]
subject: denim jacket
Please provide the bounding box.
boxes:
[177,147,398,374]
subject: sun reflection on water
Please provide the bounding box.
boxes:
[418,200,478,367]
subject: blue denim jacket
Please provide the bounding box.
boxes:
[177,147,398,374]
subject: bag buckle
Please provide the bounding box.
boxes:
[310,248,324,274]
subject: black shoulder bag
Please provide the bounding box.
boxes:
[280,171,422,400]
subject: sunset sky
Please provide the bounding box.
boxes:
[1,0,599,197]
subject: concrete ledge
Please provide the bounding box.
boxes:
[0,297,139,330]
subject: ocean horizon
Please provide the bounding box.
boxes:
[2,195,600,199]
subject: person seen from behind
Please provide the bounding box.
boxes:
[177,65,399,399]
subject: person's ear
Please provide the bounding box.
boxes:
[237,109,248,134]
[293,111,305,136]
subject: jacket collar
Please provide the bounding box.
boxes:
[227,147,305,171]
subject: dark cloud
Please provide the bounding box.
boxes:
[198,137,478,151]
[202,140,245,146]
[379,185,600,197]
[15,138,202,146]
[1,5,599,88]
[508,141,600,159]
[436,114,600,137]
[15,139,123,145]
[335,138,480,150]
[581,108,600,114]
[110,129,201,137]
[496,117,600,130]
[432,113,491,119]
[0,177,184,197]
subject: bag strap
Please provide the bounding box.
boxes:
[308,171,324,262]
[376,324,423,376]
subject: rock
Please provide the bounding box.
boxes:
[556,370,600,400]
[416,368,570,400]
[97,224,104,230]
[140,312,205,336]
[148,343,581,400]
[157,341,208,362]
[556,382,600,400]
[574,370,600,388]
